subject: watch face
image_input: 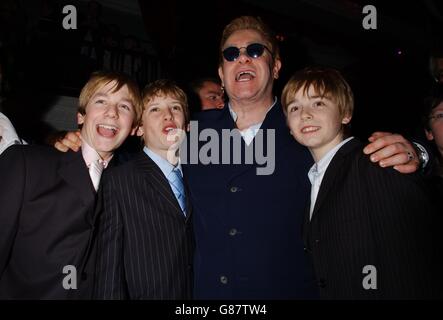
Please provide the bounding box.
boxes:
[414,143,429,167]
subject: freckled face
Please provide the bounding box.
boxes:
[137,95,186,158]
[286,85,351,161]
[77,82,136,159]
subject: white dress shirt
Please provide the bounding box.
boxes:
[308,137,354,220]
[0,112,26,155]
[228,97,277,145]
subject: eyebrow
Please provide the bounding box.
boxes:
[205,90,222,95]
[308,95,329,99]
[148,100,182,107]
[92,93,132,104]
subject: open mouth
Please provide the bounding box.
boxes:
[301,126,320,134]
[163,125,178,135]
[97,124,119,138]
[235,70,256,82]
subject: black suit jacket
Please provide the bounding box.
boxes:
[0,145,99,299]
[303,138,442,299]
[93,151,194,299]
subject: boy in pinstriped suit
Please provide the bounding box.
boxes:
[94,79,194,299]
[281,67,442,299]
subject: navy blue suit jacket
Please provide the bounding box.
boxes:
[183,101,319,299]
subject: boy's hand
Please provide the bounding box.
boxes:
[54,131,82,152]
[363,132,419,173]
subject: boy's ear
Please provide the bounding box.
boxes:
[130,126,137,136]
[77,112,85,126]
[342,114,352,125]
[425,129,434,141]
[136,124,144,137]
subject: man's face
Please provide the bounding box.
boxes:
[77,81,136,159]
[199,81,224,110]
[137,95,186,159]
[218,29,281,105]
[426,102,443,154]
[437,58,443,83]
[286,85,351,162]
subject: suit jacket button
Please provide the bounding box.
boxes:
[318,278,326,288]
[229,228,238,236]
[230,186,238,193]
[220,276,228,284]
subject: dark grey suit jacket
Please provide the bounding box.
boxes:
[0,145,98,299]
[93,151,194,299]
[303,138,443,299]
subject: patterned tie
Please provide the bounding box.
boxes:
[169,167,186,216]
[89,159,104,191]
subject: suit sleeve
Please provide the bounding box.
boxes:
[362,157,441,298]
[93,172,127,299]
[0,146,26,275]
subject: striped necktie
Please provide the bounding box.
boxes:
[169,167,186,216]
[89,159,104,191]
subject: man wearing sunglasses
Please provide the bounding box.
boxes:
[184,15,424,299]
[54,15,425,300]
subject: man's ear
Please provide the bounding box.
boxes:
[77,112,85,126]
[273,58,282,79]
[425,128,434,141]
[218,66,224,86]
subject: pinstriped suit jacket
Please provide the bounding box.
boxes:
[303,138,443,299]
[93,151,194,299]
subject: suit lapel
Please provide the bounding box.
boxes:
[134,152,185,219]
[310,138,362,221]
[182,175,193,222]
[58,150,95,208]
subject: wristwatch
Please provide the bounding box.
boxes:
[412,142,429,169]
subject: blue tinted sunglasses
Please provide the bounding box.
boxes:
[222,43,272,62]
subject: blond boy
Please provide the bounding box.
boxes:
[0,71,142,299]
[281,67,441,299]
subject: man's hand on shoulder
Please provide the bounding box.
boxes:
[54,131,82,152]
[363,131,419,174]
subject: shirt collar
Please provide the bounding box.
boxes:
[308,136,354,183]
[143,146,183,178]
[81,136,112,168]
[228,97,277,125]
[0,112,21,144]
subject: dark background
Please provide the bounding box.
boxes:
[1,0,442,144]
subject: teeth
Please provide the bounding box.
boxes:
[98,124,118,132]
[302,127,319,133]
[236,71,256,81]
